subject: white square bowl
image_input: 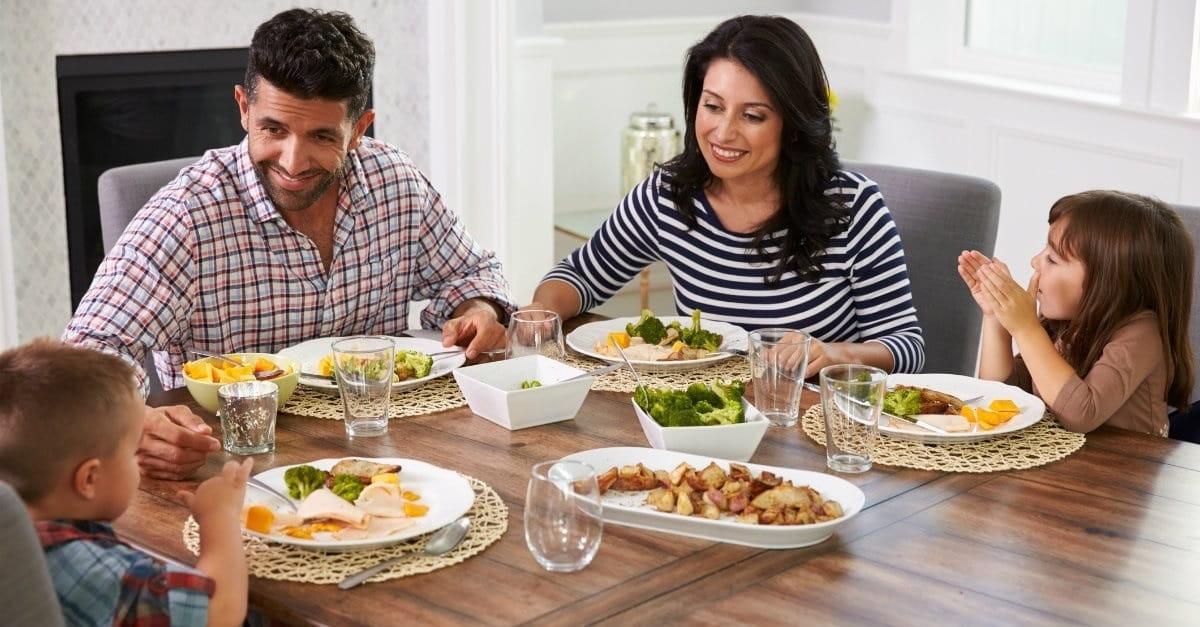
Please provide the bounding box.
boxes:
[633,397,769,462]
[453,355,593,430]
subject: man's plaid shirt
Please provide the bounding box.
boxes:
[65,137,515,394]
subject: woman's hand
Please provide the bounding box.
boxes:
[977,259,1041,337]
[958,250,995,317]
[804,337,854,379]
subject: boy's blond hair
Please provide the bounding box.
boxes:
[0,339,139,502]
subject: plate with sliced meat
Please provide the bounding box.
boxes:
[880,374,1045,444]
[240,457,474,552]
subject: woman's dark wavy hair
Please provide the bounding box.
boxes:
[1044,191,1194,410]
[662,15,843,283]
[244,8,374,120]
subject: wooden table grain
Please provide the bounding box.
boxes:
[120,374,1200,625]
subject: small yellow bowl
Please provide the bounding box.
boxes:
[182,353,299,413]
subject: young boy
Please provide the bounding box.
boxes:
[0,339,251,626]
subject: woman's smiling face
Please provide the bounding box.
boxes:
[695,58,784,188]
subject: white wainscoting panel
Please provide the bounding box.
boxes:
[991,128,1184,273]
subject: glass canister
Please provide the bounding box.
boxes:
[620,104,682,194]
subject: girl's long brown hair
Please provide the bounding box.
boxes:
[1044,191,1193,410]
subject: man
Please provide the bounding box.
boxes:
[64,9,515,479]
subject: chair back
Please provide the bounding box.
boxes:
[1171,203,1200,404]
[98,156,198,252]
[843,161,1001,375]
[0,481,66,626]
[96,156,198,393]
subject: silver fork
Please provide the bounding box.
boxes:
[610,342,648,404]
[246,476,298,512]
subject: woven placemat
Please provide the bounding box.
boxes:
[560,353,751,392]
[182,475,507,584]
[800,404,1085,473]
[283,377,466,420]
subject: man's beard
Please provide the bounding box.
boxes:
[254,158,347,213]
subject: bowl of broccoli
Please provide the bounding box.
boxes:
[632,380,768,461]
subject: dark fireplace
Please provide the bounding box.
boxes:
[57,48,248,308]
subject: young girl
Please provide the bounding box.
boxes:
[958,190,1193,435]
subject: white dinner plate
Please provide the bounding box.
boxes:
[242,457,475,552]
[565,316,747,372]
[278,336,465,395]
[881,373,1045,444]
[560,447,865,549]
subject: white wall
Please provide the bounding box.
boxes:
[0,82,15,349]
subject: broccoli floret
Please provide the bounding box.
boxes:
[636,380,747,427]
[676,309,724,351]
[686,382,724,408]
[395,350,433,380]
[626,309,667,345]
[883,388,921,416]
[330,474,365,503]
[283,465,327,500]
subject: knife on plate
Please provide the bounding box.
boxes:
[884,411,949,434]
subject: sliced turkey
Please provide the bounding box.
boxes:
[355,482,407,518]
[297,488,369,528]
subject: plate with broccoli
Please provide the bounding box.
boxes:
[279,337,466,395]
[566,310,747,372]
[243,457,474,552]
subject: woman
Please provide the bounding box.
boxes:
[529,15,924,376]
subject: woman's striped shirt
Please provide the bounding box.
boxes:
[543,169,926,373]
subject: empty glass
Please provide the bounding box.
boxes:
[748,328,812,427]
[331,336,394,437]
[505,310,565,360]
[218,380,278,455]
[820,364,887,473]
[524,460,603,572]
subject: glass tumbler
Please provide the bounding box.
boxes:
[820,364,887,473]
[505,310,565,360]
[218,380,278,455]
[524,460,603,572]
[331,336,395,437]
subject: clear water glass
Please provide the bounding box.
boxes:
[505,309,565,360]
[820,364,887,473]
[749,328,812,427]
[218,380,278,455]
[331,336,394,437]
[524,460,603,572]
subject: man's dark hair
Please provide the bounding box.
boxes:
[244,8,375,119]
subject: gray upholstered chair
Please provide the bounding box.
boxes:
[843,160,1001,375]
[1171,203,1200,405]
[0,481,66,626]
[98,156,198,252]
[96,156,198,392]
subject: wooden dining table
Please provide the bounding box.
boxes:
[120,356,1200,625]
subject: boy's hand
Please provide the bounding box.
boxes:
[138,405,220,480]
[177,458,253,523]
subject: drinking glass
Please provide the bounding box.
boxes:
[748,328,812,427]
[524,460,603,572]
[331,336,394,437]
[820,364,887,473]
[505,310,565,360]
[218,380,278,455]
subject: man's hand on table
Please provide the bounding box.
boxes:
[137,405,220,480]
[442,298,507,359]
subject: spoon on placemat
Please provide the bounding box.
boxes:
[339,517,471,590]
